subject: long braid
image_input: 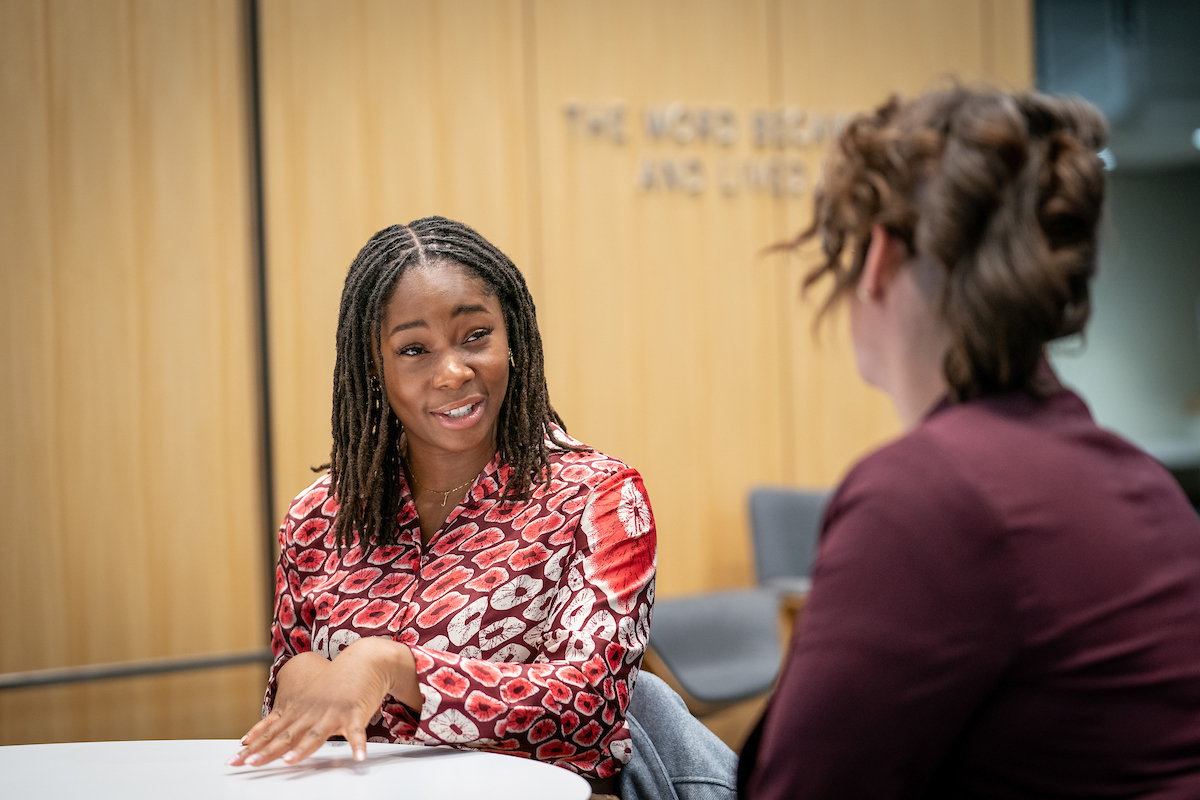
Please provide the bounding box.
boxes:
[327,217,582,550]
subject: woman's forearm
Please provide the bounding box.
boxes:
[275,639,421,711]
[384,643,422,710]
[342,637,422,709]
[273,651,331,706]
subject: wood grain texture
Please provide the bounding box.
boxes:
[530,0,788,595]
[0,665,267,745]
[533,0,1030,593]
[0,0,266,743]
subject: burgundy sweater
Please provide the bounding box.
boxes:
[739,388,1200,799]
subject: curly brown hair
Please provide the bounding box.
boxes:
[788,87,1107,400]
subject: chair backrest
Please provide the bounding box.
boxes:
[647,588,783,705]
[748,486,829,587]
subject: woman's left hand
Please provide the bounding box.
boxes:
[229,637,421,767]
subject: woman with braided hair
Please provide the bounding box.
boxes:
[230,217,656,794]
[739,88,1200,798]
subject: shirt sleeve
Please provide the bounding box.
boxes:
[384,466,657,780]
[261,510,315,717]
[742,438,1018,800]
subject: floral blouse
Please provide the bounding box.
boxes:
[264,438,657,779]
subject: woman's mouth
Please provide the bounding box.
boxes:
[444,403,475,419]
[433,400,485,429]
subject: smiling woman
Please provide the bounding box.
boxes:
[378,263,512,537]
[229,218,657,792]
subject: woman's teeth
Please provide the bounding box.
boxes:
[445,403,475,419]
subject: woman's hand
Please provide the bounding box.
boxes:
[229,637,421,767]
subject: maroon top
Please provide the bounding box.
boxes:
[739,387,1200,799]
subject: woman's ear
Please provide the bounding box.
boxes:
[859,224,909,301]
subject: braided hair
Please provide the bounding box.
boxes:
[787,86,1107,400]
[327,216,582,550]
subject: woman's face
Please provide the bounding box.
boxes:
[378,260,509,464]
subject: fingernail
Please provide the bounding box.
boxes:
[240,735,248,744]
[246,754,263,766]
[283,750,298,762]
[226,756,240,766]
[355,748,365,761]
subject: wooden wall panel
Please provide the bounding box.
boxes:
[530,0,788,595]
[0,666,267,746]
[535,0,1032,593]
[259,0,534,522]
[0,0,265,743]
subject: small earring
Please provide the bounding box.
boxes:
[508,349,515,368]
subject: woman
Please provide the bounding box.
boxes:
[738,89,1200,798]
[231,217,656,791]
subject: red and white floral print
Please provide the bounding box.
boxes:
[264,436,656,780]
[581,475,657,615]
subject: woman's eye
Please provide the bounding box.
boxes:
[465,327,492,343]
[398,345,425,357]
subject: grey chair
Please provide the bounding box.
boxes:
[645,588,783,711]
[643,486,829,714]
[748,486,829,592]
[747,486,830,634]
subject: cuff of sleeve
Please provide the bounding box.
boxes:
[382,695,421,739]
[261,653,293,717]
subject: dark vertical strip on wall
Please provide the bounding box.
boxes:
[245,0,277,632]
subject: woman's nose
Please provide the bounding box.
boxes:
[433,351,473,388]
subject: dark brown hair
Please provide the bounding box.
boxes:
[328,216,582,550]
[788,87,1107,400]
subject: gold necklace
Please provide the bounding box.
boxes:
[407,470,476,508]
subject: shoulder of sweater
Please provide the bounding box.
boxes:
[832,419,1006,535]
[839,428,963,500]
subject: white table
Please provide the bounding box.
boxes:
[0,739,592,799]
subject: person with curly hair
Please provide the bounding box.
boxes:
[738,88,1200,798]
[229,217,656,796]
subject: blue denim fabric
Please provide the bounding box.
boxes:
[618,672,738,800]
